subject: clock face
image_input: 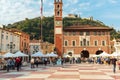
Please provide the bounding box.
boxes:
[55,21,62,26]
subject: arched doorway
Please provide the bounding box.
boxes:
[68,52,72,56]
[80,50,89,58]
[95,50,103,55]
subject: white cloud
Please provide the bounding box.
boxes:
[63,0,79,9]
[95,1,105,7]
[72,0,79,4]
[0,0,42,25]
[65,0,78,4]
[79,2,90,10]
[0,0,55,25]
[108,0,117,4]
[63,2,71,9]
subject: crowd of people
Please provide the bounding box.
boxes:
[81,56,120,73]
[0,57,22,72]
[29,57,83,68]
[0,56,120,73]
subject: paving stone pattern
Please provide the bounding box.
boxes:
[0,63,120,80]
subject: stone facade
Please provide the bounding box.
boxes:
[113,39,120,52]
[29,40,41,55]
[41,42,54,54]
[0,28,20,54]
[9,29,30,55]
[63,25,112,57]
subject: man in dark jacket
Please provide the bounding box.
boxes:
[112,57,117,73]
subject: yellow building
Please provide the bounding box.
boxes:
[41,42,54,54]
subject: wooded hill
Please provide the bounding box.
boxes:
[5,16,120,43]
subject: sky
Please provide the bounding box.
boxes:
[0,0,120,30]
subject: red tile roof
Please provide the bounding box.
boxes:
[64,25,112,31]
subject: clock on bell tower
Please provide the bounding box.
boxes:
[54,0,63,56]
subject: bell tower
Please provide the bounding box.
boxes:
[54,0,63,56]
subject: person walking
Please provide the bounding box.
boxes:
[6,58,11,72]
[112,57,117,73]
[30,58,35,68]
[11,58,15,70]
[44,58,48,66]
[35,57,39,68]
[117,59,120,70]
[15,57,21,71]
[19,57,22,70]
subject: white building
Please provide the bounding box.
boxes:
[0,28,20,54]
[113,38,120,52]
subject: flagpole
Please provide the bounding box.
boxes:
[40,0,43,53]
[40,0,43,42]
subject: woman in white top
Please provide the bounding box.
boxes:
[30,58,35,68]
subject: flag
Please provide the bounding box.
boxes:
[41,0,43,19]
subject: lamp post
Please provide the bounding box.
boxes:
[7,42,15,53]
[33,45,39,53]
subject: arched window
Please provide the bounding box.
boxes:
[102,41,106,46]
[57,11,60,16]
[95,50,103,55]
[64,41,68,46]
[81,50,89,58]
[68,52,72,56]
[80,41,83,46]
[72,41,76,46]
[57,5,59,8]
[94,41,98,46]
[83,39,86,46]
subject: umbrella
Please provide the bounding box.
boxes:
[99,51,110,57]
[14,51,28,57]
[31,51,44,57]
[3,52,15,58]
[63,54,71,57]
[92,55,100,57]
[110,52,120,56]
[49,52,58,57]
[44,53,51,57]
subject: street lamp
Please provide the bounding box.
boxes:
[7,42,15,53]
[33,45,39,53]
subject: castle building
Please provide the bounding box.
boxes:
[67,14,78,18]
[54,0,112,57]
